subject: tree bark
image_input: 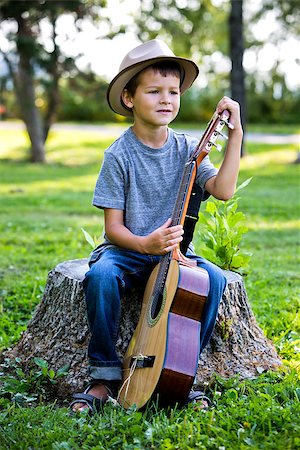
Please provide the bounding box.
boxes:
[43,13,60,143]
[229,0,246,156]
[2,259,281,398]
[16,15,46,163]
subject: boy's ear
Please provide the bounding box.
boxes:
[122,89,133,109]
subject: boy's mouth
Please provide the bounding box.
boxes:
[157,109,172,113]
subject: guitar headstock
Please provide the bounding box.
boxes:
[192,109,234,160]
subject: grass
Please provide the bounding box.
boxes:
[0,125,299,449]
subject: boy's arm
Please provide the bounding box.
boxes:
[205,96,243,201]
[104,209,183,256]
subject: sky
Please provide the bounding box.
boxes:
[0,0,299,91]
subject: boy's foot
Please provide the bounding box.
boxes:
[70,383,112,414]
[186,390,212,411]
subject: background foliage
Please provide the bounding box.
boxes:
[0,0,299,128]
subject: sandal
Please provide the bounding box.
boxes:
[186,390,212,410]
[70,383,113,414]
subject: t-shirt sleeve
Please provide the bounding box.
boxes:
[92,152,125,210]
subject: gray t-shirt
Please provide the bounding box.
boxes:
[90,127,217,259]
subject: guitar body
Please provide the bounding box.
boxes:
[118,259,209,409]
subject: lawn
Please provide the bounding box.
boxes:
[0,125,299,449]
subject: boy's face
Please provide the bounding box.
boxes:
[122,67,180,127]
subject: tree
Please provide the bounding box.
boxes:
[0,0,106,162]
[229,0,246,155]
[134,0,228,66]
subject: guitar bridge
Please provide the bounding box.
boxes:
[130,355,155,369]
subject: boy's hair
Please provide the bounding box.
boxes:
[124,61,182,97]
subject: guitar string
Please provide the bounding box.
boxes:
[117,355,139,405]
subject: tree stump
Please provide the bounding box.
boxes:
[3,259,281,398]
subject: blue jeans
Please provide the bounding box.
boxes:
[83,247,227,382]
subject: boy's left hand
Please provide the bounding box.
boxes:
[216,96,243,133]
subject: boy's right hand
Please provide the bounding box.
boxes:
[140,218,184,255]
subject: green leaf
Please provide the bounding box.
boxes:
[33,358,48,369]
[81,228,96,248]
[198,213,211,226]
[228,211,245,227]
[56,365,70,377]
[200,247,217,262]
[206,201,217,214]
[226,201,238,214]
[230,254,245,268]
[206,231,218,248]
[235,177,253,194]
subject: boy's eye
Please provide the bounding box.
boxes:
[170,90,179,95]
[148,89,159,94]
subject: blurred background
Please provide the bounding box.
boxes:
[0,0,299,162]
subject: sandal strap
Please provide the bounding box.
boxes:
[71,392,104,412]
[72,392,101,403]
[103,384,114,398]
[187,390,212,405]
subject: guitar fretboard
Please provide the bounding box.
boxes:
[149,110,231,319]
[150,159,196,318]
[171,159,196,227]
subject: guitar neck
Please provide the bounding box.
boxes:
[171,110,231,228]
[170,149,209,228]
[170,160,197,227]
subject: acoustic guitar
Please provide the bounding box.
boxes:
[118,109,232,409]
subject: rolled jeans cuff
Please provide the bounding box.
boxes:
[89,365,122,382]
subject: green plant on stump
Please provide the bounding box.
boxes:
[196,178,252,274]
[81,227,100,248]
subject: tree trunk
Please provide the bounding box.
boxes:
[16,15,46,163]
[2,259,281,399]
[294,151,300,164]
[229,0,246,156]
[43,13,60,143]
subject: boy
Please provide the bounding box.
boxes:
[71,39,243,413]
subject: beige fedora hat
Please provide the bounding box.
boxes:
[107,39,199,117]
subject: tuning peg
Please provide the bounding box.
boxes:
[217,131,228,140]
[219,111,235,130]
[223,117,235,130]
[216,120,226,132]
[210,131,219,143]
[212,142,222,152]
[206,141,222,152]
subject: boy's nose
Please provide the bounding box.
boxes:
[159,97,171,104]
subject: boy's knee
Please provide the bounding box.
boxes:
[84,257,121,290]
[199,261,227,293]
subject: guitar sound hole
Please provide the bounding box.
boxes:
[150,291,164,321]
